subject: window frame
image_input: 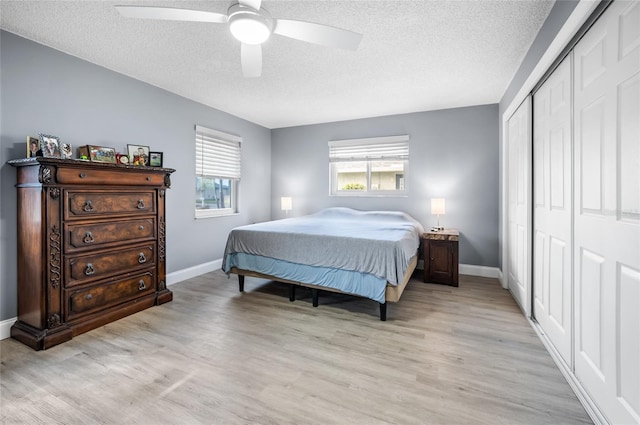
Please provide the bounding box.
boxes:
[328,135,409,197]
[195,125,242,219]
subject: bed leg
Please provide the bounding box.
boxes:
[238,275,244,292]
[379,302,387,321]
[311,288,319,307]
[289,284,296,302]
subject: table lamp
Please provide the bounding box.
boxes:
[281,196,292,217]
[431,198,445,231]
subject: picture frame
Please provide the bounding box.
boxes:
[127,144,151,166]
[116,153,130,165]
[149,152,163,167]
[61,143,73,159]
[78,145,90,160]
[40,134,61,158]
[27,136,42,158]
[88,145,117,163]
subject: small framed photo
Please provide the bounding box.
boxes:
[116,153,130,165]
[88,145,117,163]
[40,134,61,158]
[61,143,73,159]
[27,136,42,158]
[127,144,150,166]
[149,152,163,167]
[78,145,90,160]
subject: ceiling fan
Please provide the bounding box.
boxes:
[115,0,363,78]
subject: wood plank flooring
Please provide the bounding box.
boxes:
[1,272,592,424]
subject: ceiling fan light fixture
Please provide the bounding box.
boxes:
[228,4,272,45]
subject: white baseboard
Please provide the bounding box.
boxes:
[0,317,17,340]
[497,268,506,288]
[166,259,222,286]
[459,264,501,279]
[421,261,500,280]
[529,318,607,425]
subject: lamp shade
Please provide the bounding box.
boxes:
[431,198,446,215]
[281,196,292,211]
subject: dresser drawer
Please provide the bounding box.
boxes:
[66,271,155,321]
[65,244,156,288]
[56,167,166,186]
[66,190,156,219]
[65,218,155,253]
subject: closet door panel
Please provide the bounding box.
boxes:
[579,98,606,213]
[533,55,572,366]
[507,97,532,316]
[578,248,605,373]
[574,1,640,423]
[619,264,640,419]
[619,73,639,221]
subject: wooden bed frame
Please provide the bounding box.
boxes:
[229,254,418,321]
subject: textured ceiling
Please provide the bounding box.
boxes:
[1,0,554,129]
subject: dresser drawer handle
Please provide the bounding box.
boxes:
[79,172,86,178]
[138,280,147,291]
[83,232,95,244]
[137,199,145,209]
[83,200,94,212]
[138,225,144,231]
[138,252,147,263]
[85,293,93,301]
[85,263,95,276]
[146,176,152,181]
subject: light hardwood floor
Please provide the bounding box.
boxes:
[1,271,592,425]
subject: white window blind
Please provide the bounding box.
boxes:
[195,125,241,180]
[329,135,409,162]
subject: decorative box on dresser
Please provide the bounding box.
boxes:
[423,229,459,287]
[8,157,175,350]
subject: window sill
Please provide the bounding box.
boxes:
[195,210,238,219]
[330,193,408,198]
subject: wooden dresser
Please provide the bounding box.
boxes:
[423,229,459,287]
[8,157,175,350]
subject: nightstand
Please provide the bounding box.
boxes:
[423,229,459,287]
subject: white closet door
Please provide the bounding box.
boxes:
[507,96,532,316]
[533,56,573,367]
[574,1,640,423]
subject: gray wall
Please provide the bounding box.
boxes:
[271,104,500,268]
[0,31,271,321]
[497,0,579,268]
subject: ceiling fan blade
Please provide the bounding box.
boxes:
[241,43,262,78]
[115,6,227,23]
[238,0,262,11]
[273,19,362,51]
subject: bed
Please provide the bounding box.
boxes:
[221,207,424,320]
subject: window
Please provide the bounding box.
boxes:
[195,125,241,218]
[329,135,409,196]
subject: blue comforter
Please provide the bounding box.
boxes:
[222,208,423,301]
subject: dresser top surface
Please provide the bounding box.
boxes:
[8,157,175,174]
